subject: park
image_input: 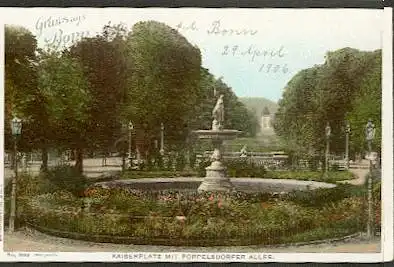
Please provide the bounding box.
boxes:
[3,19,382,252]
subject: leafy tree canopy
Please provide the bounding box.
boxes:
[274,48,381,157]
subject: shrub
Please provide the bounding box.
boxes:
[155,153,164,170]
[283,184,363,208]
[373,181,381,201]
[4,172,58,228]
[43,165,87,196]
[145,156,155,171]
[197,160,211,177]
[189,152,197,170]
[175,153,186,171]
[308,155,323,171]
[166,154,175,171]
[330,163,340,172]
[4,172,55,198]
[225,159,266,178]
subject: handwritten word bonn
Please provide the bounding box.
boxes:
[207,20,258,36]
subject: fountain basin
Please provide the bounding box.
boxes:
[94,177,336,193]
[193,129,242,140]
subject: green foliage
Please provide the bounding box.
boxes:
[239,97,278,119]
[373,181,381,201]
[69,23,129,152]
[283,184,365,207]
[189,152,197,169]
[42,165,88,196]
[4,172,55,228]
[274,48,382,157]
[166,155,175,171]
[225,159,266,178]
[155,153,164,170]
[223,136,284,152]
[24,187,369,245]
[347,51,382,154]
[5,21,257,162]
[4,173,54,198]
[197,159,212,177]
[126,21,202,152]
[175,152,186,171]
[4,26,48,153]
[38,50,91,151]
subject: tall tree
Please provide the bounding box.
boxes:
[69,23,130,155]
[274,48,382,158]
[38,50,91,173]
[5,25,50,169]
[347,50,382,155]
[124,20,202,154]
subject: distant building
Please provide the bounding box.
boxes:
[261,106,273,130]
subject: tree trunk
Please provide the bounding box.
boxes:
[41,147,48,172]
[75,147,84,174]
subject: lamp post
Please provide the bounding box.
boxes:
[365,119,376,239]
[345,122,351,169]
[160,123,165,156]
[325,122,331,175]
[128,121,134,169]
[9,116,22,233]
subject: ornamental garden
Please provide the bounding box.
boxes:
[4,20,382,247]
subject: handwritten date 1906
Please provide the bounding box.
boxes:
[259,63,289,74]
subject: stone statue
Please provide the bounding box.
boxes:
[365,119,375,152]
[325,122,331,139]
[212,94,225,130]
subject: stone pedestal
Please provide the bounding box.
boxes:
[197,160,234,192]
[193,130,240,192]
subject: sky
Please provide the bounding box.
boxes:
[1,8,383,102]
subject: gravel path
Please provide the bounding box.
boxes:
[3,228,380,253]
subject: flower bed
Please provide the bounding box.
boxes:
[21,185,377,246]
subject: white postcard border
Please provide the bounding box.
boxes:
[0,7,392,263]
[382,6,393,262]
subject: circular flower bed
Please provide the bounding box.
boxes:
[22,186,373,246]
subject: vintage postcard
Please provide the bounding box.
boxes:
[0,7,392,262]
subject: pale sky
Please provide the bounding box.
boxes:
[0,8,383,101]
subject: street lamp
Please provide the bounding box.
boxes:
[128,121,134,169]
[9,116,22,233]
[345,122,351,169]
[365,119,376,239]
[325,122,331,175]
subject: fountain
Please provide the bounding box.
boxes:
[193,94,241,192]
[24,94,343,247]
[94,94,336,194]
